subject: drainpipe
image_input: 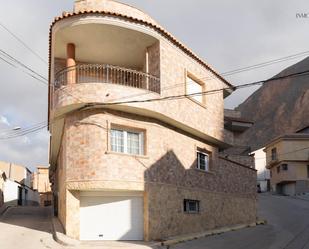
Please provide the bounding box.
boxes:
[67,43,76,85]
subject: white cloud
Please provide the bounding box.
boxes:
[0,115,10,126]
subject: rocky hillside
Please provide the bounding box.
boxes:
[236,56,309,150]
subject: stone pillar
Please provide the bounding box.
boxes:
[67,43,76,85]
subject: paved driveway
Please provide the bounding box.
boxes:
[173,194,309,249]
[0,206,62,249]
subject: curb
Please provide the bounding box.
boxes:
[51,217,81,246]
[0,205,13,217]
[159,220,267,248]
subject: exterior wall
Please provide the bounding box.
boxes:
[55,109,256,240]
[0,161,32,188]
[33,167,52,206]
[3,180,19,206]
[253,148,270,192]
[74,0,159,25]
[265,139,309,164]
[295,180,309,194]
[270,162,309,186]
[146,157,256,240]
[24,188,39,206]
[52,16,227,144]
[266,138,309,194]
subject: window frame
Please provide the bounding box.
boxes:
[196,151,210,172]
[271,148,277,161]
[281,164,288,171]
[110,127,145,156]
[185,71,206,106]
[183,199,200,214]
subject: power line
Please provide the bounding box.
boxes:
[254,146,309,162]
[0,49,83,102]
[108,50,309,102]
[92,69,309,107]
[0,22,48,65]
[1,68,308,139]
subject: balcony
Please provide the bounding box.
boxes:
[54,64,160,94]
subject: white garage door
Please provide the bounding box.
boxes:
[80,192,144,241]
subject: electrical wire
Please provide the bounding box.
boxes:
[107,50,309,102]
[0,22,48,65]
[0,49,83,102]
[1,68,309,139]
[91,69,309,106]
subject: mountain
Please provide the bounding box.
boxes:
[235,56,309,150]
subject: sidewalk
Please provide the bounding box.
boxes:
[51,217,160,249]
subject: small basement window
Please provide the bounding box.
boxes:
[197,151,209,171]
[183,199,200,213]
[281,164,288,171]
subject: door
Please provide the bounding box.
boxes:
[80,192,144,241]
[17,187,22,206]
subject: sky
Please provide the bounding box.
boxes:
[0,0,308,171]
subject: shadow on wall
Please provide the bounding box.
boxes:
[142,150,257,241]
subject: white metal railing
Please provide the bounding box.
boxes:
[54,64,160,94]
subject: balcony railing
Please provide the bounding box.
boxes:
[54,64,160,94]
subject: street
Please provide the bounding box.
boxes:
[173,194,309,249]
[0,194,309,249]
[0,206,62,249]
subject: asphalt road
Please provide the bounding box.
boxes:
[173,194,309,249]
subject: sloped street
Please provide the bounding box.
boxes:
[173,194,309,249]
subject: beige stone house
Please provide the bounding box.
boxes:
[33,167,52,206]
[265,126,309,196]
[0,161,39,206]
[48,0,257,241]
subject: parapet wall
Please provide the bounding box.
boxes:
[74,0,158,25]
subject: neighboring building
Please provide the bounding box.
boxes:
[252,148,270,192]
[222,109,255,168]
[0,161,39,206]
[33,167,52,206]
[265,126,309,196]
[48,0,257,241]
[0,170,5,207]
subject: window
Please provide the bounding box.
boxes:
[271,148,277,161]
[197,151,209,171]
[282,164,288,171]
[111,128,144,155]
[184,199,200,213]
[277,166,280,174]
[186,75,204,104]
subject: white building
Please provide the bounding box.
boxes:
[252,148,270,192]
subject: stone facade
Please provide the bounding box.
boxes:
[52,109,257,240]
[33,167,52,206]
[265,134,309,195]
[49,0,257,241]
